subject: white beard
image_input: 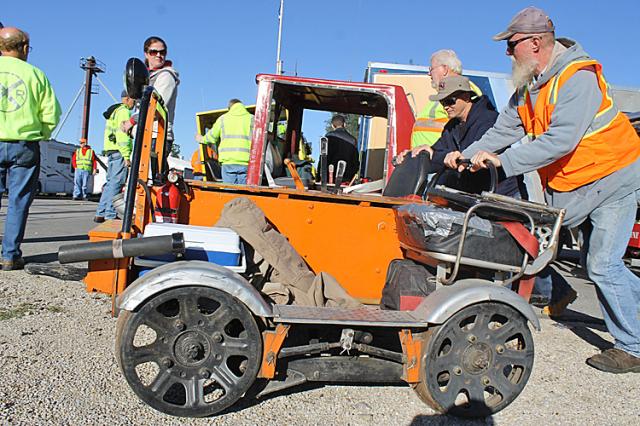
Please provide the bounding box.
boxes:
[511,57,539,89]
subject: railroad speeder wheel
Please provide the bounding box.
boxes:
[413,302,534,418]
[115,287,262,417]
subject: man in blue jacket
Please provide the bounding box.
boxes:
[418,75,521,196]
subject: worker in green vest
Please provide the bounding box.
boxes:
[94,91,134,222]
[196,99,253,184]
[0,27,61,270]
[411,50,482,149]
[71,139,96,200]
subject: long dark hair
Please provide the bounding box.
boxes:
[143,36,167,66]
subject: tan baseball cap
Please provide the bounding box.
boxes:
[493,6,555,41]
[429,75,473,101]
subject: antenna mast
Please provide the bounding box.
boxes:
[276,0,285,74]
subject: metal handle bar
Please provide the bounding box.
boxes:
[439,202,535,286]
[422,159,498,200]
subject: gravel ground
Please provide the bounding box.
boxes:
[0,270,638,426]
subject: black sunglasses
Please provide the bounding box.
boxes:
[506,35,536,53]
[146,48,166,56]
[440,96,458,107]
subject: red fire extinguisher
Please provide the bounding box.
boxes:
[154,171,181,223]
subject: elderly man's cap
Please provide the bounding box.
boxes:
[493,6,555,41]
[121,90,128,98]
[429,75,473,101]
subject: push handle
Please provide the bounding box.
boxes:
[423,159,498,200]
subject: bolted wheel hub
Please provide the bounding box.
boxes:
[462,342,492,375]
[115,286,262,418]
[413,302,535,418]
[174,331,210,366]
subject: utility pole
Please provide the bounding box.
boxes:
[276,0,284,74]
[79,56,105,144]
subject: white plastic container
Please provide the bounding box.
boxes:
[142,223,241,266]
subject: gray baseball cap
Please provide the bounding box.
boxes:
[493,7,555,41]
[429,75,473,101]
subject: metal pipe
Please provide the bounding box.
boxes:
[121,86,154,234]
[278,342,341,359]
[80,57,95,144]
[58,233,185,264]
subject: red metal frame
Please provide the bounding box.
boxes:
[247,74,415,185]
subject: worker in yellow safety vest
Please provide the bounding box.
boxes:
[411,49,482,149]
[71,139,96,200]
[0,27,61,270]
[196,99,253,184]
[94,91,134,222]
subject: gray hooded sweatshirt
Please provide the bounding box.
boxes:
[463,39,640,227]
[150,64,179,141]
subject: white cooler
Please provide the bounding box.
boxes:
[137,223,244,273]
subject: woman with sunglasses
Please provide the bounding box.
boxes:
[122,36,180,152]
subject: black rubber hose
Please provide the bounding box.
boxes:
[58,233,185,264]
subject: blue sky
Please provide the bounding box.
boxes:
[4,0,640,159]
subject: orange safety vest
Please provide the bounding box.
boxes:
[517,59,640,192]
[191,145,216,175]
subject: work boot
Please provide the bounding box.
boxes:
[542,288,578,316]
[586,348,640,374]
[93,216,105,223]
[2,258,25,271]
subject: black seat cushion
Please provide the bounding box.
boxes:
[383,151,434,198]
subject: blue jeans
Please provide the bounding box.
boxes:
[96,152,127,219]
[221,164,248,184]
[0,141,40,261]
[579,191,640,357]
[533,266,574,304]
[73,169,90,199]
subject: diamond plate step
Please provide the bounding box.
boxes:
[272,304,428,327]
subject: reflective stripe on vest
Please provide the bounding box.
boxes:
[218,114,253,165]
[411,80,483,148]
[516,59,640,191]
[75,148,93,171]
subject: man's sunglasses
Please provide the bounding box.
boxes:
[440,96,458,107]
[146,48,166,56]
[506,35,536,54]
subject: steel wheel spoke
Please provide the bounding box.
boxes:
[490,368,517,395]
[499,348,532,365]
[150,370,174,395]
[465,379,486,405]
[441,373,464,398]
[473,312,489,330]
[430,353,455,373]
[222,337,250,355]
[184,378,205,408]
[180,295,202,326]
[143,309,173,334]
[210,364,237,391]
[128,343,161,365]
[491,321,519,341]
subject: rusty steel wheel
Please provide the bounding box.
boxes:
[115,287,262,417]
[413,302,534,418]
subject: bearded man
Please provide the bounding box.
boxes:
[444,7,640,374]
